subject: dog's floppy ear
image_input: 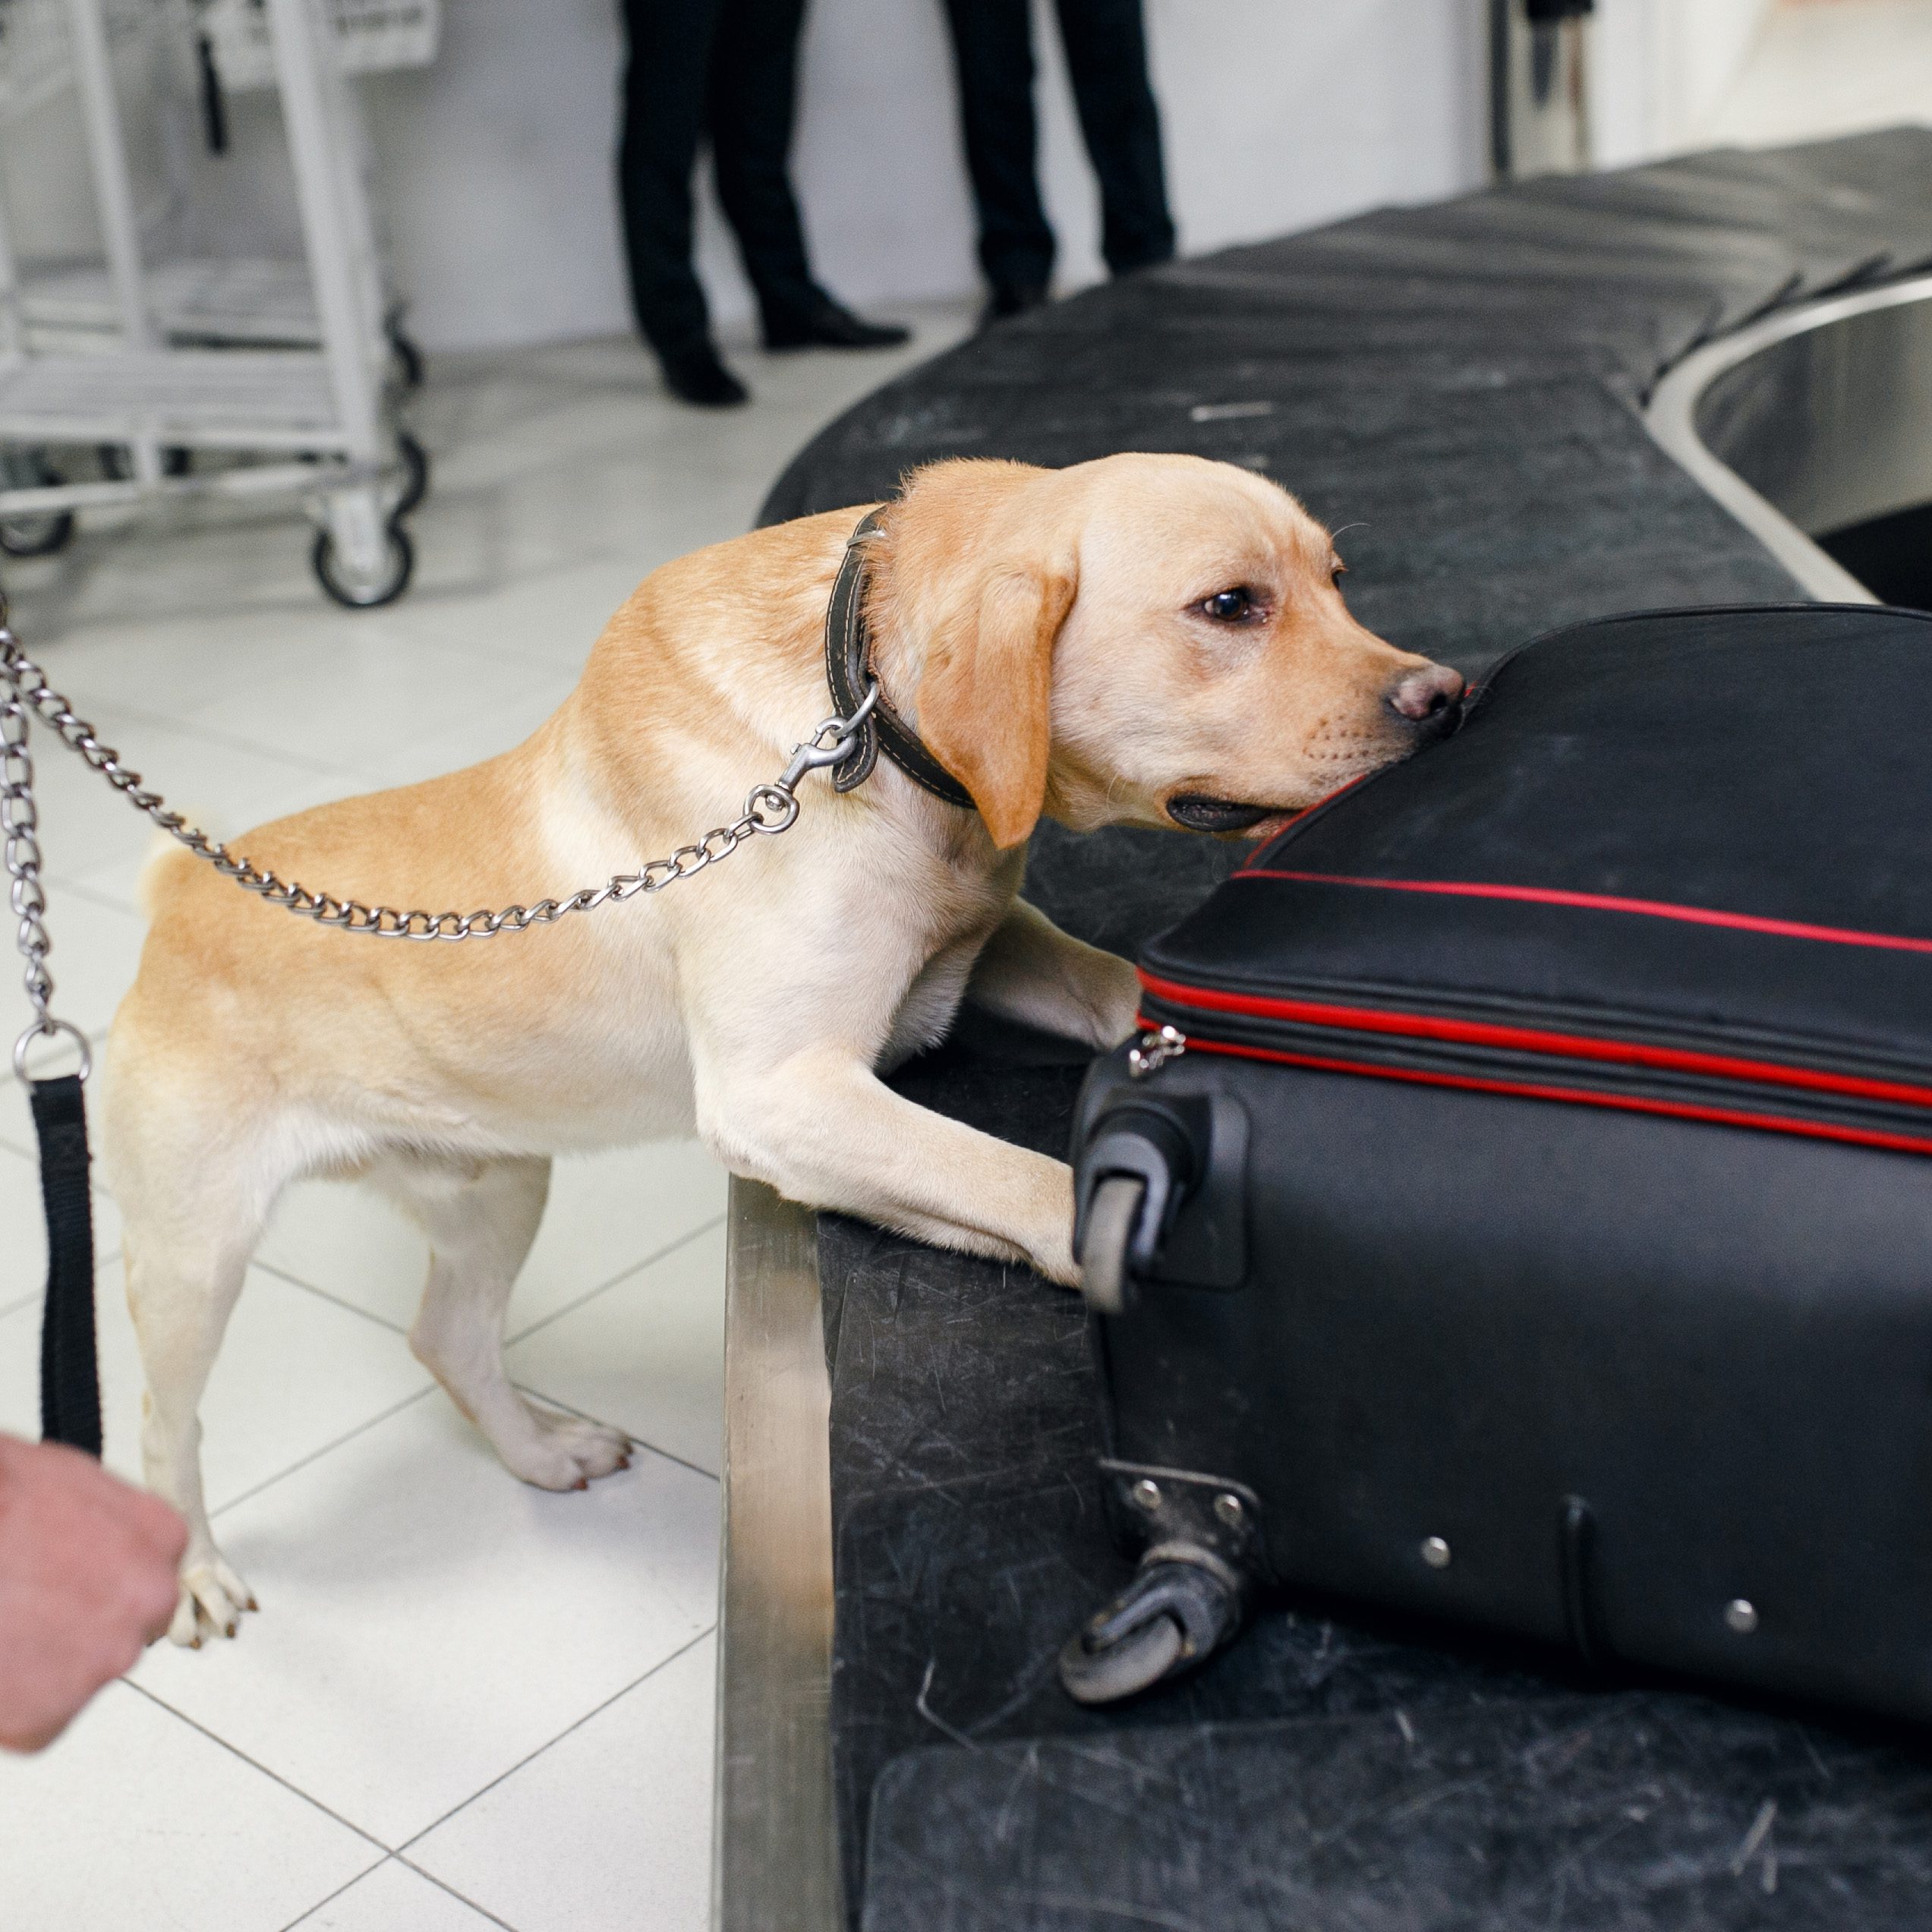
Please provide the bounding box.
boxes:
[880,462,1077,849]
[916,563,1076,848]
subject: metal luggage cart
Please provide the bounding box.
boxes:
[0,0,427,607]
[11,0,433,383]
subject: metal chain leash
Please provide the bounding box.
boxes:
[3,610,880,1084]
[2,640,89,1083]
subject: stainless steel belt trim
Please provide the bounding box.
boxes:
[1645,273,1932,604]
[714,1178,842,1932]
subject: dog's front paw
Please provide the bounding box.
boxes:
[170,1551,256,1647]
[1085,951,1144,1048]
[1032,1230,1081,1289]
[1029,1165,1081,1288]
[497,1401,633,1492]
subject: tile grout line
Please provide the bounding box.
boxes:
[277,1855,525,1932]
[210,1385,440,1521]
[395,1621,719,1857]
[124,1678,399,1857]
[200,1208,726,1511]
[273,1855,400,1932]
[503,1209,726,1347]
[509,1381,720,1486]
[389,1861,524,1932]
[253,1258,413,1335]
[247,1203,725,1349]
[0,1249,127,1322]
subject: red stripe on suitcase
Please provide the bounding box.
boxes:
[1136,972,1932,1111]
[1230,868,1932,957]
[1141,1027,1932,1161]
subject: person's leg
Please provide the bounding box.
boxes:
[940,0,1056,307]
[617,0,717,355]
[710,0,908,348]
[618,0,748,402]
[708,0,817,333]
[1053,0,1175,276]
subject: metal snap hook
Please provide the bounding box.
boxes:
[779,679,882,792]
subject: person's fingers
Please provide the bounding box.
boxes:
[0,1437,190,1750]
[5,1710,72,1754]
[14,1438,185,1564]
[124,1486,189,1565]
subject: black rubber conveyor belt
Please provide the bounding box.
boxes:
[757,129,1932,1932]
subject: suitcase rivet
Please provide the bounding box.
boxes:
[1725,1597,1759,1634]
[1213,1493,1246,1530]
[1421,1536,1452,1570]
[1130,1478,1163,1513]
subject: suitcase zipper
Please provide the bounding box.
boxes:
[1127,1023,1187,1079]
[1136,973,1932,1158]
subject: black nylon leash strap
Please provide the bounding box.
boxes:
[824,508,975,810]
[30,1072,101,1457]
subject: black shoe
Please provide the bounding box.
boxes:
[660,342,749,408]
[979,282,1049,329]
[763,298,910,351]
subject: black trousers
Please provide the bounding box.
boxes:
[618,0,823,357]
[940,0,1175,294]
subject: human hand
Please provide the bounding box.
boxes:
[0,1434,186,1751]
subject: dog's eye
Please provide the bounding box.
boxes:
[1201,587,1255,623]
[1331,563,1347,587]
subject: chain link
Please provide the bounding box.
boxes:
[2,613,879,1083]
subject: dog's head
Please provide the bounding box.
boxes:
[871,454,1463,848]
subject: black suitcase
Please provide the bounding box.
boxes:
[1064,603,1932,1723]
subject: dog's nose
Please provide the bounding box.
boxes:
[1387,663,1466,736]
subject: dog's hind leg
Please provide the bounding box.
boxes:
[118,1155,283,1646]
[379,1155,632,1491]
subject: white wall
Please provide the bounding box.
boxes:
[5,0,1491,352]
[1590,0,1777,165]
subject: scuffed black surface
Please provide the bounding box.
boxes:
[865,1697,1932,1931]
[760,130,1932,1927]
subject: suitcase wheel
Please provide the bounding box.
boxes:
[1079,1173,1143,1315]
[1059,1553,1246,1705]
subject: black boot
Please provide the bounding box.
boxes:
[658,341,749,407]
[763,296,910,351]
[979,282,1049,329]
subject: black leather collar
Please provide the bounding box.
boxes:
[824,509,975,808]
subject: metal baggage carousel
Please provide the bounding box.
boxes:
[714,130,1932,1932]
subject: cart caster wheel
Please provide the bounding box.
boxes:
[313,522,414,609]
[0,452,75,556]
[391,431,429,518]
[0,506,75,556]
[389,327,425,390]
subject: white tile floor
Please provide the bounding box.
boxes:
[0,307,967,1932]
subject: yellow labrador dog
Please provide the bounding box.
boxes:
[102,454,1462,1644]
